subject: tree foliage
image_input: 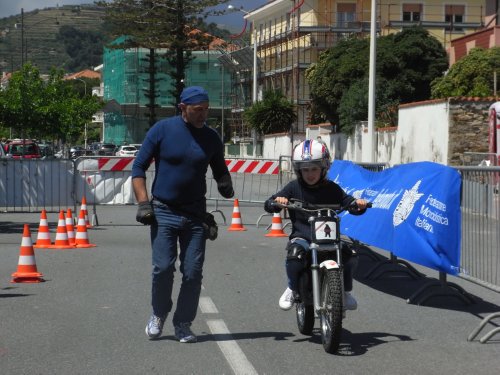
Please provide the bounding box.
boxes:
[56,25,110,72]
[0,64,103,143]
[96,0,229,108]
[431,47,500,98]
[307,27,448,134]
[243,90,297,134]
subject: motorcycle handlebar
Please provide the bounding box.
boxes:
[271,199,372,213]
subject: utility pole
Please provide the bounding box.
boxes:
[367,0,377,163]
[21,8,24,68]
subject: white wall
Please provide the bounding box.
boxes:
[377,128,397,163]
[261,100,452,167]
[263,133,305,160]
[391,101,449,165]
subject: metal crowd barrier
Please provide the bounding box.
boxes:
[0,158,76,213]
[1,158,499,296]
[207,159,294,205]
[456,166,500,293]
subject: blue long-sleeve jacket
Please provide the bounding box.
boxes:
[132,115,230,215]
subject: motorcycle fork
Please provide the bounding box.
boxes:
[310,243,321,312]
[310,243,344,314]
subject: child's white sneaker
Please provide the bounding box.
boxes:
[279,287,294,310]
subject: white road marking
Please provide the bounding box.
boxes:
[199,296,219,313]
[206,319,258,375]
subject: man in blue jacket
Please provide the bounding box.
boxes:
[132,86,234,343]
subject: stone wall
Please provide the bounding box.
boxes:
[448,99,492,165]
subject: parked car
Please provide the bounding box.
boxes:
[115,145,138,157]
[96,143,117,156]
[4,139,42,159]
[38,143,55,158]
[88,142,103,155]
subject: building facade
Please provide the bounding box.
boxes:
[101,37,232,145]
[224,0,489,146]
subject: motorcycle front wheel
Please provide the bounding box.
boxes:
[296,302,315,335]
[319,268,343,353]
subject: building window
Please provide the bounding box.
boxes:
[402,4,422,22]
[337,3,356,28]
[445,5,464,31]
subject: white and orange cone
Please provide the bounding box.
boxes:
[48,210,75,249]
[75,210,96,248]
[80,196,92,228]
[228,199,247,231]
[34,209,52,248]
[265,213,288,237]
[11,224,44,283]
[66,208,76,245]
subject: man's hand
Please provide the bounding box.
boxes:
[217,174,234,198]
[136,201,155,225]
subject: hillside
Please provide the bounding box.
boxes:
[0,5,106,74]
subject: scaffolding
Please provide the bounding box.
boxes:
[224,0,486,144]
[102,36,231,144]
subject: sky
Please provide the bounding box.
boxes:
[0,1,269,30]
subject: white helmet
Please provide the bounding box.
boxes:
[292,139,331,180]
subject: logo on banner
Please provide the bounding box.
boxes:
[393,180,424,227]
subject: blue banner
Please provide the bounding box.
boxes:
[327,161,461,275]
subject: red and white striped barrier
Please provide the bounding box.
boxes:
[226,159,279,175]
[98,157,135,171]
[78,157,280,174]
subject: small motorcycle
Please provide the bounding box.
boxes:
[272,199,371,353]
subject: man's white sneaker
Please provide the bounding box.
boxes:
[344,292,358,311]
[145,314,166,339]
[279,287,295,310]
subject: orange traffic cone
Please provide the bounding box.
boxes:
[75,210,96,248]
[265,213,288,237]
[66,208,76,245]
[228,199,247,231]
[34,209,52,248]
[80,196,92,228]
[11,224,44,283]
[48,210,75,249]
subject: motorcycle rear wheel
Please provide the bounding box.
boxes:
[296,302,315,335]
[319,268,343,353]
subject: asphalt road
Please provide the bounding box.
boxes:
[1,204,499,375]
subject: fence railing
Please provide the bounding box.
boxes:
[456,166,500,292]
[1,158,499,293]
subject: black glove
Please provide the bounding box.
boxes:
[136,201,156,225]
[202,212,218,241]
[217,174,234,198]
[265,198,281,213]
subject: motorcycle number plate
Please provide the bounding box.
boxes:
[313,218,337,243]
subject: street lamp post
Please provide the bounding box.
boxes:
[21,8,24,66]
[214,63,225,142]
[228,4,258,158]
[367,0,377,162]
[74,78,88,149]
[18,8,59,69]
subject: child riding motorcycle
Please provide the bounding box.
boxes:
[264,139,368,311]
